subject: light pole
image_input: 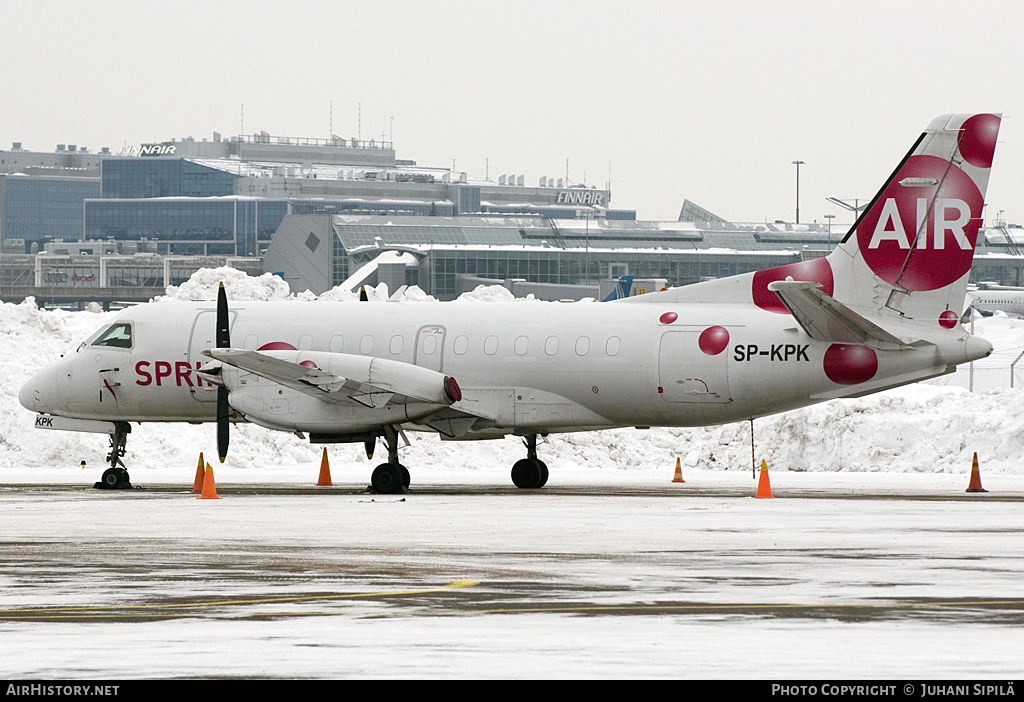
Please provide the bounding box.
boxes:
[826,197,866,226]
[824,214,835,252]
[792,160,805,224]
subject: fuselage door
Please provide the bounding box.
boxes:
[658,331,731,403]
[415,325,446,373]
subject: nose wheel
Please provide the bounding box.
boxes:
[94,422,132,489]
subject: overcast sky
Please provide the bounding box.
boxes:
[2,1,1021,228]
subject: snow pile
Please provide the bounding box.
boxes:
[2,268,1023,477]
[160,266,294,302]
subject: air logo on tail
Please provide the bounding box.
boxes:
[857,113,999,292]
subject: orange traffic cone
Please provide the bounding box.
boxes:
[754,459,774,499]
[191,452,205,494]
[672,457,685,483]
[317,447,333,486]
[966,452,988,493]
[199,461,220,499]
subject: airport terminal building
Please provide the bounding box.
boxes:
[3,133,1024,305]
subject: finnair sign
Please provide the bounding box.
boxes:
[117,145,177,157]
[556,190,605,206]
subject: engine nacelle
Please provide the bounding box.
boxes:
[218,350,462,434]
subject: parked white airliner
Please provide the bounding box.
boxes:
[20,114,1001,492]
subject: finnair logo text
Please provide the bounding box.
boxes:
[868,198,973,250]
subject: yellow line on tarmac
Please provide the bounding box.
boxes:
[0,580,479,618]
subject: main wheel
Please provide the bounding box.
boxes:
[100,468,121,489]
[371,463,405,494]
[511,458,545,489]
[536,460,549,488]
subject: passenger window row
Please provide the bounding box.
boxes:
[244,333,622,358]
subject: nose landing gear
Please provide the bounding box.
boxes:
[94,421,132,490]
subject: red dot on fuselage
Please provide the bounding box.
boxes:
[698,326,730,355]
[823,344,878,385]
[660,312,678,324]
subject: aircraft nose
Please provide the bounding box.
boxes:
[19,374,40,412]
[19,366,61,414]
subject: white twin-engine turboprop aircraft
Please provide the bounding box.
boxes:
[21,114,1000,492]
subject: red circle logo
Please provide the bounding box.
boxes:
[659,312,678,325]
[857,155,983,291]
[958,114,1000,168]
[938,310,959,329]
[752,258,833,314]
[698,326,730,355]
[823,344,878,385]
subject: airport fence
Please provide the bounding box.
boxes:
[926,320,1024,392]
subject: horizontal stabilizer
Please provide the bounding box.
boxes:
[767,280,916,350]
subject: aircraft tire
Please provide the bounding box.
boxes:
[100,468,121,489]
[511,458,545,489]
[400,465,411,489]
[371,463,405,494]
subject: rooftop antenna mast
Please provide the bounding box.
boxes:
[358,103,361,141]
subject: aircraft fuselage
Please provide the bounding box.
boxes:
[21,298,985,437]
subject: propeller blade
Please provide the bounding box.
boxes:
[217,282,230,348]
[217,387,230,463]
[216,282,230,462]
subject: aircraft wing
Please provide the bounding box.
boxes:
[202,349,492,436]
[767,280,917,350]
[206,348,399,407]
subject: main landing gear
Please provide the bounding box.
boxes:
[369,425,410,495]
[366,428,549,492]
[511,434,548,489]
[95,421,132,490]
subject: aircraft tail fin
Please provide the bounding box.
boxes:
[747,114,1000,329]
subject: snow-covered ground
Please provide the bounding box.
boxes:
[3,267,1024,483]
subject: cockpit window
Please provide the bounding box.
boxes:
[90,323,133,348]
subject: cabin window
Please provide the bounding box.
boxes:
[360,335,374,354]
[575,336,590,356]
[453,335,469,355]
[484,335,499,355]
[298,334,312,350]
[545,336,559,355]
[390,335,404,355]
[330,335,344,353]
[515,336,529,355]
[606,336,620,356]
[90,323,133,349]
[422,334,438,355]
